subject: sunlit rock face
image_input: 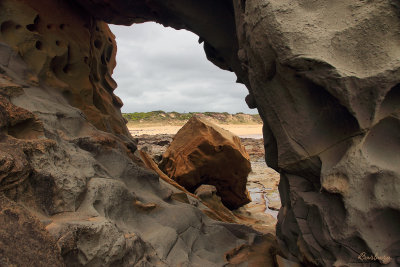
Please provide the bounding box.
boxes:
[159,117,252,209]
[1,0,399,266]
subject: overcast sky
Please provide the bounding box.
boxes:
[109,22,255,114]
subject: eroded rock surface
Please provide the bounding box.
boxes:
[1,0,399,266]
[137,134,173,163]
[159,117,251,209]
[234,2,400,265]
[0,41,275,266]
[0,0,126,136]
[0,1,279,266]
[0,194,64,266]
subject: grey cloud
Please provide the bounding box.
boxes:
[109,22,255,114]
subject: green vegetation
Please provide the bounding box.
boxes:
[123,111,167,121]
[122,111,262,125]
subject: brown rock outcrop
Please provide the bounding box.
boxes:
[0,0,126,136]
[0,194,64,266]
[138,135,279,234]
[1,0,399,266]
[159,117,251,209]
[225,234,278,267]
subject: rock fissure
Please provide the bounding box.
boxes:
[281,129,367,170]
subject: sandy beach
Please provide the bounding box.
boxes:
[128,123,263,137]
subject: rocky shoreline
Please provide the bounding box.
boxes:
[136,133,281,232]
[1,0,398,265]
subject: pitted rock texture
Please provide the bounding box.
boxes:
[0,194,64,266]
[0,2,278,266]
[0,0,126,136]
[159,117,252,209]
[74,0,400,265]
[0,41,275,266]
[1,0,399,266]
[234,1,400,265]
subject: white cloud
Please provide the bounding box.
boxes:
[109,22,255,114]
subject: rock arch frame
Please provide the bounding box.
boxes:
[0,0,399,265]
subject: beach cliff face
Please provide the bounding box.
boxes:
[1,0,399,266]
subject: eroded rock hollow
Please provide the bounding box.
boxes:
[0,0,399,266]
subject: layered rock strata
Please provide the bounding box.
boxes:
[1,0,399,266]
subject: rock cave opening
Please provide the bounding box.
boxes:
[109,21,281,222]
[109,22,254,115]
[1,0,399,266]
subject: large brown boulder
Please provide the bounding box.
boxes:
[159,117,251,209]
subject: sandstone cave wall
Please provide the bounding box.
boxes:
[1,1,276,266]
[0,0,128,136]
[233,1,400,265]
[72,0,400,265]
[0,0,399,266]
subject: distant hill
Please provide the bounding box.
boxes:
[122,111,262,125]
